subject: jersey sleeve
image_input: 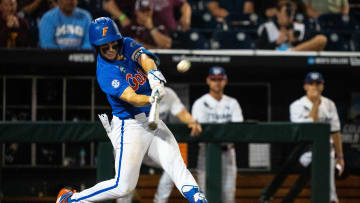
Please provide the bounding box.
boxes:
[167,88,185,116]
[39,13,58,48]
[122,37,160,67]
[231,99,244,122]
[289,101,314,122]
[191,99,206,123]
[81,12,92,50]
[97,67,129,99]
[329,101,341,133]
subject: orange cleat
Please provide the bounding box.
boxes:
[56,188,76,203]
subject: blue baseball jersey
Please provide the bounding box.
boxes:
[96,37,159,119]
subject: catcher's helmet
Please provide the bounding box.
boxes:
[89,17,122,46]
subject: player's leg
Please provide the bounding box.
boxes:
[291,34,327,51]
[115,190,134,203]
[330,151,339,202]
[147,121,207,202]
[154,171,174,203]
[67,119,151,202]
[221,147,237,203]
[142,153,174,203]
[197,143,207,193]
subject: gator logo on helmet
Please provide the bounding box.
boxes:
[102,27,109,37]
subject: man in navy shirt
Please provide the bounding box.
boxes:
[56,17,207,203]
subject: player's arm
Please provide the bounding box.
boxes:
[176,109,202,136]
[307,99,320,122]
[329,101,344,174]
[331,131,345,175]
[138,52,158,72]
[232,100,244,122]
[120,86,151,107]
[134,48,166,90]
[290,102,314,122]
[82,13,93,50]
[130,44,166,101]
[39,14,58,48]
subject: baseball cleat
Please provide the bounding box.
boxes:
[56,188,75,203]
[182,185,208,203]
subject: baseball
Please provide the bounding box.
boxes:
[176,59,191,73]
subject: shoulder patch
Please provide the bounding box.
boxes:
[111,79,120,88]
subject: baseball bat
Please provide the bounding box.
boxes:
[148,95,159,130]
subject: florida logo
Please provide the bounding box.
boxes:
[102,27,109,37]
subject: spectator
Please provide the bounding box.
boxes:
[122,0,172,49]
[17,0,57,46]
[38,0,92,49]
[206,0,254,22]
[263,0,278,19]
[256,1,327,51]
[304,0,349,18]
[102,0,135,28]
[0,0,31,47]
[152,0,191,31]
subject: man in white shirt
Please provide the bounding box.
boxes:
[288,72,345,203]
[192,66,243,203]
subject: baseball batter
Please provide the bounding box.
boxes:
[56,17,207,203]
[192,66,243,203]
[112,86,202,203]
[289,72,344,203]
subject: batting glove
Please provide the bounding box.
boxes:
[148,69,167,89]
[149,85,165,104]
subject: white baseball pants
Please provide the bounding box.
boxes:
[116,160,174,203]
[70,113,199,202]
[299,149,339,202]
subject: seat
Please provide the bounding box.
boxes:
[171,30,210,49]
[78,0,110,19]
[352,33,360,51]
[318,14,356,32]
[323,32,351,51]
[191,11,218,30]
[211,30,255,49]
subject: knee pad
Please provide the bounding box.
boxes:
[182,185,208,203]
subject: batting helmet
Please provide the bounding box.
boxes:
[89,17,123,46]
